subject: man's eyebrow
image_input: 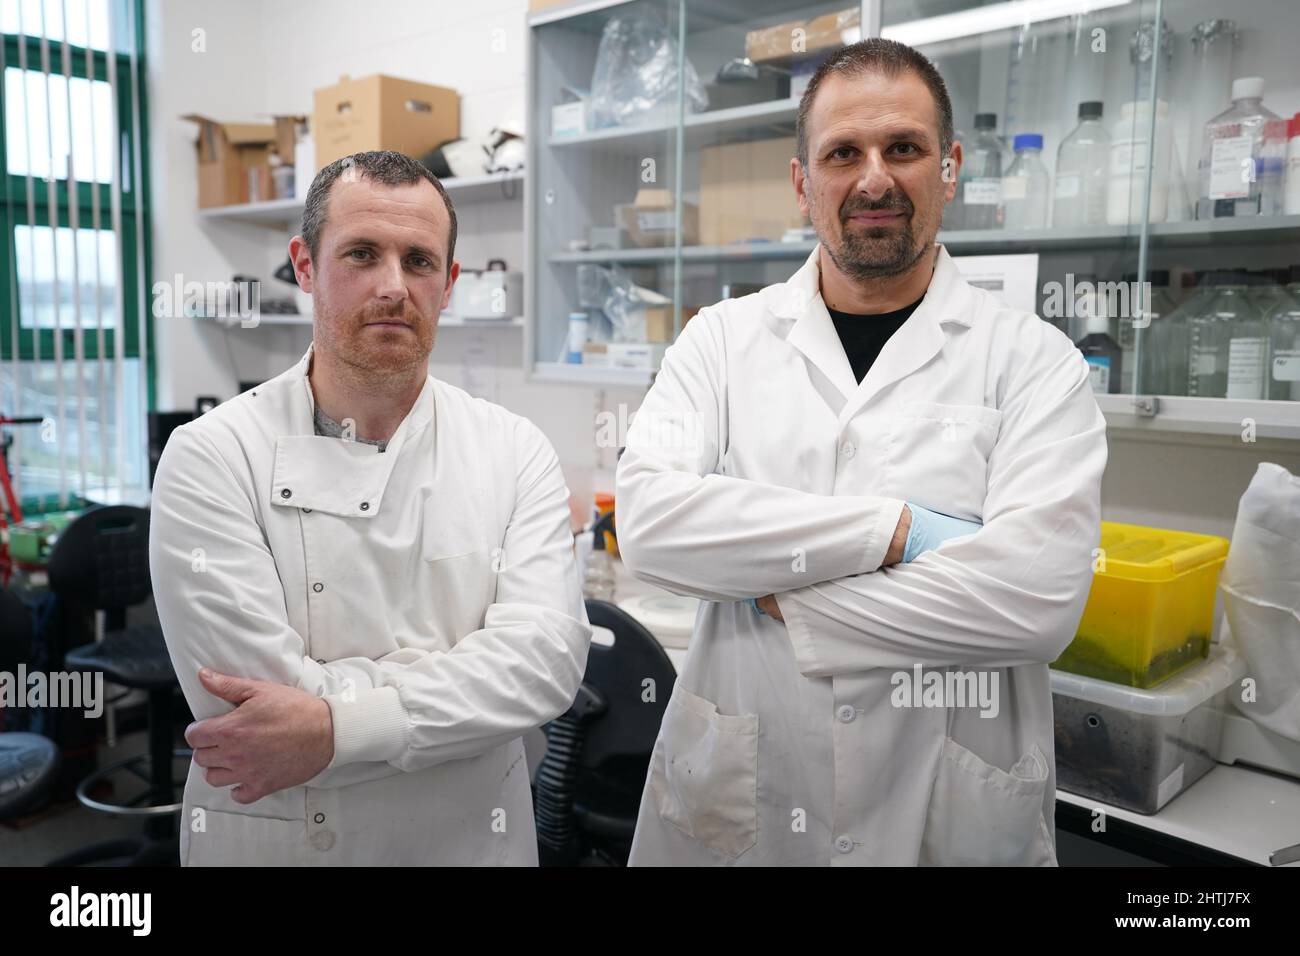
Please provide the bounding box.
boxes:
[822,127,934,150]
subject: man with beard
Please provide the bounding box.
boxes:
[150,151,591,865]
[617,40,1107,865]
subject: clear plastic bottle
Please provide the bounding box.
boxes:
[1123,270,1176,394]
[1188,275,1265,398]
[1054,102,1110,228]
[1197,77,1286,219]
[1266,265,1300,401]
[1143,271,1204,396]
[962,113,1004,230]
[1002,134,1050,230]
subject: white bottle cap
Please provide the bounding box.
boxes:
[1086,312,1110,336]
[1231,77,1264,101]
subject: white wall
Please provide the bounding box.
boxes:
[146,0,1299,531]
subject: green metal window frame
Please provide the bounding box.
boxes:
[0,0,154,513]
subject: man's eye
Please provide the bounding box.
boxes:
[349,249,372,260]
[893,143,919,155]
[408,256,431,269]
[831,146,856,160]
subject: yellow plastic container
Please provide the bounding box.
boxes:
[1052,522,1229,689]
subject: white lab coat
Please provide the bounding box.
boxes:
[618,244,1107,866]
[149,344,591,865]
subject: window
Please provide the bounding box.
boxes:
[0,0,152,509]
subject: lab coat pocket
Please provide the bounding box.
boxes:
[919,738,1056,867]
[649,684,759,859]
[419,506,494,640]
[184,809,306,866]
[886,402,1001,516]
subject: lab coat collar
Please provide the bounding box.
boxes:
[269,342,436,518]
[774,243,973,421]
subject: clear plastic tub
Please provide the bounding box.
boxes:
[1051,643,1245,814]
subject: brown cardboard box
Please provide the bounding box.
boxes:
[698,137,806,245]
[617,188,699,247]
[313,74,460,170]
[745,19,805,64]
[645,305,701,342]
[271,115,308,165]
[182,114,277,208]
[745,8,859,65]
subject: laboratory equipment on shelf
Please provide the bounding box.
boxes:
[962,113,1004,230]
[1266,268,1300,401]
[1001,134,1050,230]
[1108,100,1172,226]
[1076,310,1122,395]
[1197,77,1288,219]
[1187,275,1267,399]
[1053,102,1109,228]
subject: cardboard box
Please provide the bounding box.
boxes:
[698,137,807,245]
[183,114,277,208]
[745,8,860,65]
[313,74,460,170]
[745,19,805,64]
[551,100,587,138]
[617,188,699,247]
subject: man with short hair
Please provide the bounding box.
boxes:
[618,40,1107,866]
[151,150,591,866]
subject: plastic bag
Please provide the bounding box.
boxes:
[589,13,707,129]
[1221,462,1300,742]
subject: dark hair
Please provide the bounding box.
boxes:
[300,149,458,273]
[795,38,954,170]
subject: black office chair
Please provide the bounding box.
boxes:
[0,586,60,821]
[534,599,678,866]
[45,505,190,866]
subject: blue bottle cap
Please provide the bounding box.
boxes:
[1013,133,1043,151]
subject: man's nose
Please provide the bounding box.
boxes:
[854,151,897,201]
[372,254,408,302]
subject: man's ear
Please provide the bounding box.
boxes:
[288,235,314,293]
[791,157,811,218]
[440,260,460,311]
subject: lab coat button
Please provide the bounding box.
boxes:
[359,502,370,512]
[310,829,335,851]
[841,442,856,459]
[280,488,292,499]
[314,812,325,824]
[313,582,324,593]
[302,507,312,513]
[836,704,856,723]
[835,835,854,854]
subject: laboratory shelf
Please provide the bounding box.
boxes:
[1095,394,1300,442]
[548,97,799,154]
[197,169,525,227]
[549,239,817,264]
[532,361,654,387]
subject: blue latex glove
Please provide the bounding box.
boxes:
[744,597,767,617]
[903,503,983,562]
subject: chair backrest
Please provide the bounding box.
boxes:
[47,505,153,615]
[0,586,33,672]
[578,599,677,769]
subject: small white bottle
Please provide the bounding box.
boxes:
[1002,134,1050,230]
[1108,100,1172,225]
[1054,102,1110,228]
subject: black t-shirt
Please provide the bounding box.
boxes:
[828,293,926,384]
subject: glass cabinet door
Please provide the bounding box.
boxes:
[876,0,1300,434]
[529,0,688,386]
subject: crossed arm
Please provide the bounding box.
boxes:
[149,420,590,804]
[615,310,1107,673]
